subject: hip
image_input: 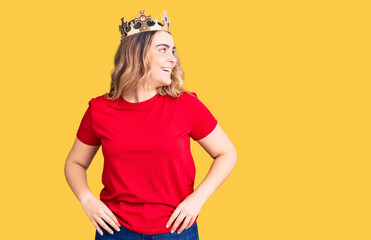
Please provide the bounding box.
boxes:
[95,221,199,240]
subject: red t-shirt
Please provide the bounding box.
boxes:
[76,91,218,234]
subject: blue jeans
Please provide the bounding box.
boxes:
[95,221,199,240]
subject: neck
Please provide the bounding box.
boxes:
[122,86,158,103]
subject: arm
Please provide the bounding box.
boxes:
[64,137,100,202]
[166,123,237,233]
[64,138,121,236]
[193,123,238,204]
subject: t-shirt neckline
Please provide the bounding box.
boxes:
[119,93,160,109]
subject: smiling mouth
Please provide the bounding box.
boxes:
[161,69,171,74]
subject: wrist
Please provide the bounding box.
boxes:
[79,191,95,204]
[193,187,209,204]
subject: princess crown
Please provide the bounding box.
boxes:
[119,10,171,41]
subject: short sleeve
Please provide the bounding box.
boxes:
[76,99,102,146]
[189,92,218,141]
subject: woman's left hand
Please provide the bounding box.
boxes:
[166,192,205,234]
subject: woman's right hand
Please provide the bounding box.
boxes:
[80,193,121,236]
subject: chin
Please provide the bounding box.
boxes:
[161,77,172,86]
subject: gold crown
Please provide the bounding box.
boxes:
[119,10,171,41]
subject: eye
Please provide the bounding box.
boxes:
[160,48,176,55]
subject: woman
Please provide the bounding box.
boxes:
[64,10,237,240]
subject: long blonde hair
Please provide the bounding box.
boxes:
[104,30,192,101]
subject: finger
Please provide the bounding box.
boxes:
[166,208,181,228]
[92,220,104,236]
[177,216,192,234]
[97,217,114,235]
[185,216,196,230]
[104,209,121,231]
[171,211,186,233]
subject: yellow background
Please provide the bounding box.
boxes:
[0,0,370,239]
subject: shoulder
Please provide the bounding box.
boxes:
[89,93,119,105]
[93,94,108,102]
[89,92,200,107]
[165,91,199,110]
[181,91,208,108]
[159,91,198,104]
[83,95,101,107]
[84,94,118,111]
[179,91,199,102]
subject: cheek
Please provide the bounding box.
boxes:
[149,59,159,70]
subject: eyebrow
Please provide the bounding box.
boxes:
[156,44,176,50]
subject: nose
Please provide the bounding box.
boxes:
[169,52,177,65]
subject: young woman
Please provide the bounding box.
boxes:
[64,10,237,240]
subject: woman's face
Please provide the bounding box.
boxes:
[147,30,177,87]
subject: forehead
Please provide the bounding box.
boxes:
[151,31,175,47]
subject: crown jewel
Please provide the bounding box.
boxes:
[119,10,171,41]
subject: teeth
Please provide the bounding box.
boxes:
[161,68,171,72]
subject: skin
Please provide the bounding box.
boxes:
[165,125,237,234]
[122,30,177,103]
[64,30,237,236]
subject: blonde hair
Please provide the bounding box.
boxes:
[104,30,192,101]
